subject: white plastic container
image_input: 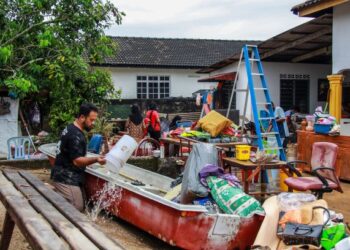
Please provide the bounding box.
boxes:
[160,143,165,159]
[153,150,160,158]
[105,135,138,173]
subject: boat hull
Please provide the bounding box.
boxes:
[85,173,263,250]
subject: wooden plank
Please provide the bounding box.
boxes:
[223,157,286,167]
[0,212,15,250]
[19,171,124,250]
[291,46,331,62]
[3,170,98,250]
[298,0,348,17]
[0,172,68,250]
[260,27,332,59]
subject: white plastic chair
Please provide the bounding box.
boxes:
[7,136,32,160]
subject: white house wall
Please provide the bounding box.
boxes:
[333,1,350,73]
[208,61,331,121]
[0,98,20,157]
[262,62,331,112]
[95,67,212,99]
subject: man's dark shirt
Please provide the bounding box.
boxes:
[51,124,87,186]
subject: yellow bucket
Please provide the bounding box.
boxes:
[279,169,301,192]
[235,145,251,160]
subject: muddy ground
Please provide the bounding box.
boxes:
[0,166,348,250]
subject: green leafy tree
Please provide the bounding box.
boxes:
[0,0,124,135]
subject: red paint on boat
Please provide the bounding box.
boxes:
[48,156,55,166]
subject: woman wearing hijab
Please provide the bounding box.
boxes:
[125,104,145,142]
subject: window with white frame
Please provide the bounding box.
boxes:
[137,75,170,99]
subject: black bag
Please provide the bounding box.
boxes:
[281,206,330,246]
[0,97,10,115]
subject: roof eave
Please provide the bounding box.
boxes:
[291,0,348,17]
[90,63,205,70]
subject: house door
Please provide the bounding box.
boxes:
[221,81,235,109]
[280,79,309,113]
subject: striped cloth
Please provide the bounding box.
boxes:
[207,176,265,218]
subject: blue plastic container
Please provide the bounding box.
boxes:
[87,134,103,153]
[314,124,332,134]
[176,120,192,128]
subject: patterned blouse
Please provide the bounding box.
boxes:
[126,118,144,141]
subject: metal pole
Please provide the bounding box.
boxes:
[226,49,243,118]
[240,48,255,132]
[19,109,37,152]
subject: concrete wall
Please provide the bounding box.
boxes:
[208,61,331,120]
[96,67,212,99]
[333,2,350,73]
[109,98,200,118]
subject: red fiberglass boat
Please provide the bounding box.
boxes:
[40,143,263,250]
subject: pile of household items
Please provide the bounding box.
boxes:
[166,110,241,143]
[162,142,349,249]
[164,143,265,218]
[254,192,349,250]
[304,107,341,136]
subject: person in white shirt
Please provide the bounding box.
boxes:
[266,102,289,144]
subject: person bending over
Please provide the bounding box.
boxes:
[51,103,106,211]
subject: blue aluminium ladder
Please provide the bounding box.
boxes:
[227,44,286,161]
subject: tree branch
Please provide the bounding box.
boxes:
[0,18,66,47]
[16,57,44,71]
[0,68,15,73]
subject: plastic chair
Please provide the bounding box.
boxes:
[87,134,103,154]
[176,120,192,128]
[284,142,343,199]
[7,136,32,160]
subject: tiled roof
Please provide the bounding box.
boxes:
[291,0,327,13]
[96,37,260,69]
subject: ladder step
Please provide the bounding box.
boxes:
[249,59,260,62]
[252,73,264,76]
[259,117,274,120]
[264,147,283,151]
[254,88,267,90]
[246,45,258,48]
[236,89,248,92]
[257,102,271,105]
[261,132,279,136]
